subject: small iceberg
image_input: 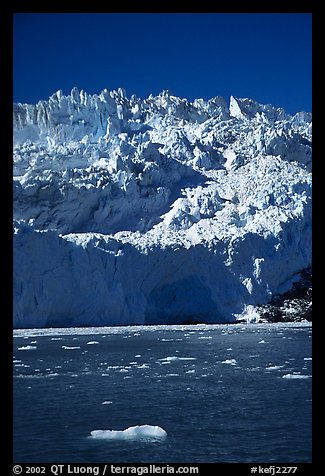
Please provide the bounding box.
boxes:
[282,373,311,379]
[158,356,196,362]
[89,424,167,441]
[221,359,237,365]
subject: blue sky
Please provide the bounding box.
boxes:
[13,13,312,114]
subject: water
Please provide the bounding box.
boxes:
[13,323,312,463]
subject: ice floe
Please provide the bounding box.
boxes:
[282,373,311,379]
[89,424,167,441]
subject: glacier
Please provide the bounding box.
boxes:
[13,88,312,328]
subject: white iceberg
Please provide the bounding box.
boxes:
[89,424,167,441]
[221,359,237,365]
[159,356,196,362]
[282,373,311,379]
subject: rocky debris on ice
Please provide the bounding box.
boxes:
[13,88,312,328]
[257,268,312,323]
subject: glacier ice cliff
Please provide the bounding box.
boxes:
[13,88,312,328]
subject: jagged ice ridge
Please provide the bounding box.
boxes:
[13,88,312,328]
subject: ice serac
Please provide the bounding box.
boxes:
[13,88,312,328]
[229,95,288,122]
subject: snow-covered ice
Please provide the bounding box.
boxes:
[221,359,237,365]
[89,425,167,441]
[158,356,196,362]
[13,88,312,328]
[265,365,284,370]
[282,374,311,379]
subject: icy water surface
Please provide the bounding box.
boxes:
[13,323,312,463]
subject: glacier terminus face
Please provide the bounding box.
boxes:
[13,88,312,328]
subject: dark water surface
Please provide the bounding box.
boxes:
[13,323,312,463]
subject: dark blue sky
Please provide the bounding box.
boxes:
[13,13,312,114]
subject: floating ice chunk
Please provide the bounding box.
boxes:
[87,341,99,345]
[62,346,81,350]
[102,401,113,405]
[265,365,284,370]
[159,356,178,362]
[258,340,267,344]
[159,356,196,362]
[282,374,311,379]
[304,357,312,361]
[90,425,167,441]
[18,345,37,351]
[221,359,237,365]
